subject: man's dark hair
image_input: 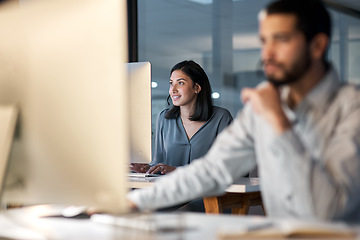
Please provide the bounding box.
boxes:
[264,0,331,62]
[165,60,213,121]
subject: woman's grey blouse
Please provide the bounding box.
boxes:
[151,106,233,167]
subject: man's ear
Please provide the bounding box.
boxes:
[195,83,201,94]
[310,33,329,60]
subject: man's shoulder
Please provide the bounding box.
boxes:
[340,82,360,92]
[327,66,360,102]
[337,83,360,101]
[333,83,360,112]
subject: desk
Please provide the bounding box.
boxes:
[0,205,358,240]
[204,178,264,214]
[129,177,264,215]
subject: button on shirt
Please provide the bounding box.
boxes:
[128,67,360,222]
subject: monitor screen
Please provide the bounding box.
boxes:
[0,0,129,213]
[128,62,152,164]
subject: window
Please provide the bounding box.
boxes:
[137,0,360,148]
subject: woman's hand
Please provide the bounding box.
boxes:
[129,163,151,173]
[147,163,176,175]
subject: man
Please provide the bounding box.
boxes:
[128,0,360,222]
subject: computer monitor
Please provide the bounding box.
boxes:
[0,106,17,199]
[0,0,129,213]
[128,62,152,164]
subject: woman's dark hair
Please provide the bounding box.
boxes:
[165,60,213,121]
[264,0,331,63]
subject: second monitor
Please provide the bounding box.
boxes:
[128,62,152,164]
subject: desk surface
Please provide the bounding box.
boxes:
[0,205,358,240]
[128,177,260,193]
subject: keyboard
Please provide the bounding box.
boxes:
[128,172,162,178]
[91,212,185,232]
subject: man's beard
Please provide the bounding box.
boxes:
[262,48,312,87]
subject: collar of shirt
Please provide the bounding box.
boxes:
[280,65,340,123]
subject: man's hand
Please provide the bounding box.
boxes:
[241,83,291,134]
[147,163,176,175]
[127,199,139,211]
[129,163,151,173]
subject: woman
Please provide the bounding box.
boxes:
[130,60,232,175]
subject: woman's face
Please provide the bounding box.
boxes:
[169,70,200,108]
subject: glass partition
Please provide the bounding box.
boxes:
[137,0,360,147]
